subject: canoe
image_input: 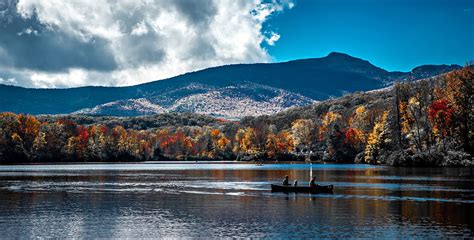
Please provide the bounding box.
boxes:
[271,184,334,194]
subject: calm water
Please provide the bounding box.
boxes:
[0,163,473,238]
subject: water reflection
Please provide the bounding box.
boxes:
[0,163,473,238]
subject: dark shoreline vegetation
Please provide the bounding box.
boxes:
[0,67,472,167]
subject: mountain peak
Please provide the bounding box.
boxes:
[326,52,353,58]
[324,52,371,65]
[318,52,388,79]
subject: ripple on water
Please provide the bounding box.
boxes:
[348,175,474,182]
[2,178,474,204]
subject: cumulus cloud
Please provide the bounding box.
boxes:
[0,5,118,77]
[0,0,294,88]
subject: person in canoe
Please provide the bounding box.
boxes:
[309,176,317,188]
[282,175,290,186]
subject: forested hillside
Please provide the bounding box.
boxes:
[0,67,472,166]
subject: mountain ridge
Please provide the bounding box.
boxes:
[0,52,461,118]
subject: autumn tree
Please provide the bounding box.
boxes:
[364,111,390,164]
[0,113,25,162]
[191,127,213,158]
[291,119,314,153]
[319,111,342,141]
[43,122,68,160]
[319,111,352,162]
[346,105,368,152]
[206,128,231,158]
[266,130,294,158]
[399,96,428,152]
[64,136,80,160]
[234,127,257,155]
[428,99,453,151]
[16,114,41,153]
[32,128,47,161]
[158,129,194,159]
[344,128,365,152]
[243,118,270,153]
[350,106,369,130]
[443,67,474,153]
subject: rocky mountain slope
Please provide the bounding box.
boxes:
[74,83,316,119]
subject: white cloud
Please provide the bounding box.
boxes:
[130,20,149,36]
[17,27,38,36]
[3,0,294,88]
[265,32,280,46]
[0,77,17,85]
[29,69,90,88]
[288,2,295,9]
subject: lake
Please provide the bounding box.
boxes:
[0,163,473,238]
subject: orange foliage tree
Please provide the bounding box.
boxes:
[266,130,294,158]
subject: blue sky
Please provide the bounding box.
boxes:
[264,0,474,71]
[0,0,472,88]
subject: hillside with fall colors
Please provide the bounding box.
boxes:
[0,67,472,166]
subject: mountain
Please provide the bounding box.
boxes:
[0,52,461,118]
[73,83,316,119]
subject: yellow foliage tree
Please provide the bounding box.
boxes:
[234,127,256,154]
[319,111,341,140]
[291,119,313,150]
[350,105,369,130]
[33,131,47,152]
[364,111,389,164]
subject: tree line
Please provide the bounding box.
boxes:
[0,67,472,166]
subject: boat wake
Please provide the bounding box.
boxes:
[2,179,474,204]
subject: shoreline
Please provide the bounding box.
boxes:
[0,160,472,168]
[0,160,323,166]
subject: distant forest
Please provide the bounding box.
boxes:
[0,67,472,166]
